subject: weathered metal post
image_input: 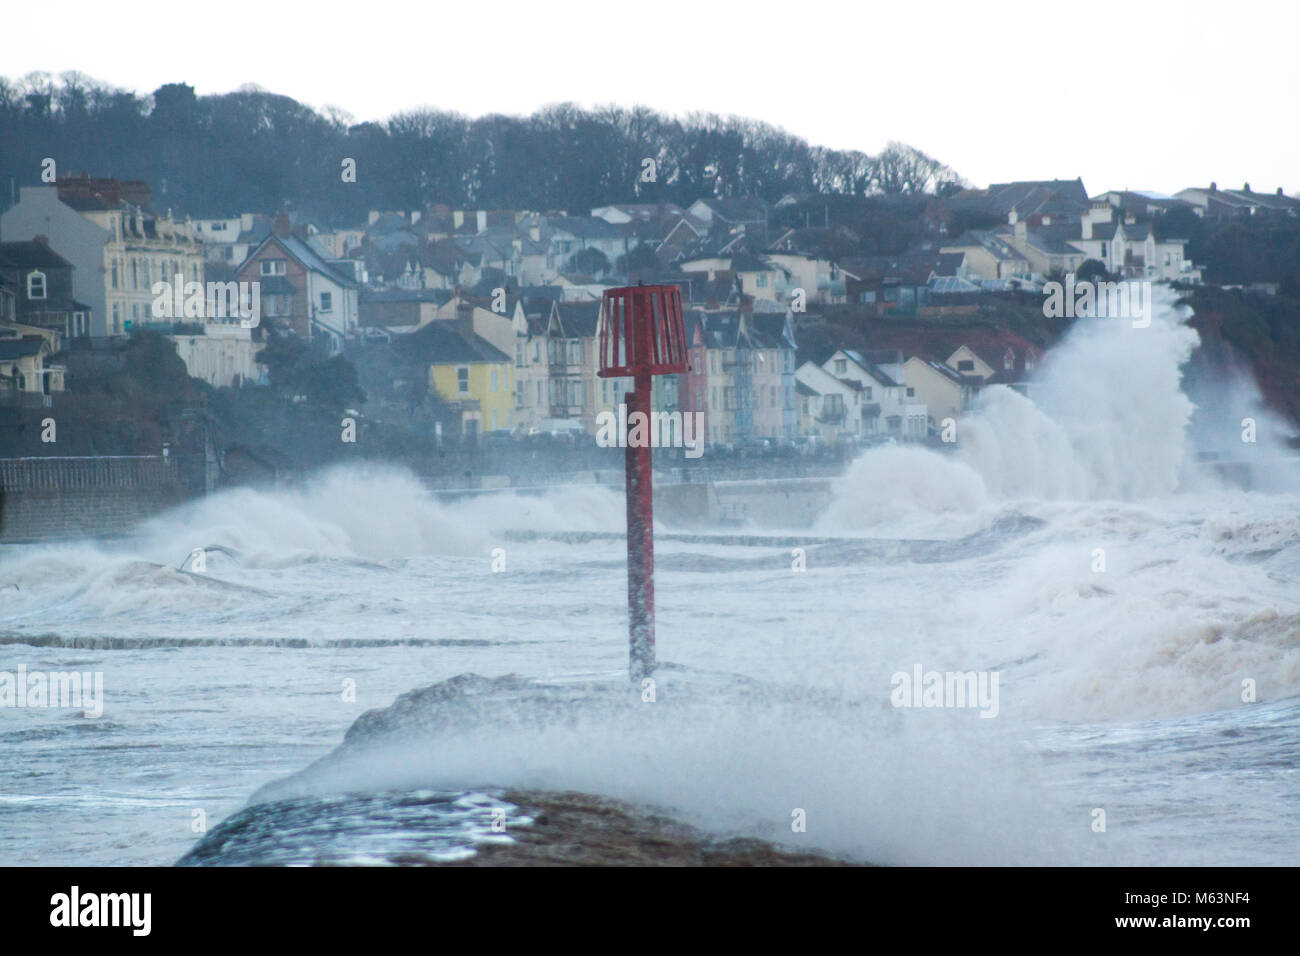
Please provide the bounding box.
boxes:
[598,285,687,682]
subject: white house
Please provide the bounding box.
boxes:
[822,349,927,440]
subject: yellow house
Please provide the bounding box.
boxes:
[397,319,513,437]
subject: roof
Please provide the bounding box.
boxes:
[0,241,74,270]
[933,252,966,276]
[0,335,47,359]
[1221,188,1300,212]
[252,234,358,287]
[984,179,1090,218]
[552,301,601,338]
[391,321,510,365]
[545,216,623,240]
[944,231,1027,262]
[1021,224,1087,255]
[839,349,899,387]
[693,197,771,224]
[363,288,454,305]
[730,251,777,273]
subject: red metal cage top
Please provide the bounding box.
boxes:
[597,284,688,378]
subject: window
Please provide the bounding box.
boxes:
[320,292,332,312]
[536,381,543,404]
[491,369,499,392]
[111,261,119,289]
[26,271,46,299]
[261,259,287,276]
[907,387,915,397]
[865,387,872,400]
[113,302,122,333]
[515,343,523,368]
[756,274,768,288]
[957,359,974,372]
[457,366,470,394]
[834,358,846,374]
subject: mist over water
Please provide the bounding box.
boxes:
[3,292,1299,866]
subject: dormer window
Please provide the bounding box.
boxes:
[27,271,46,299]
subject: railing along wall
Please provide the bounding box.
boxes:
[0,456,180,493]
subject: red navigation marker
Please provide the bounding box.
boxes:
[597,284,688,681]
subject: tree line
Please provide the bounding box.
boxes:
[0,72,962,224]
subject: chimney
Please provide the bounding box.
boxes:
[456,302,476,343]
[1209,182,1217,192]
[1243,182,1251,193]
[273,213,292,237]
[1277,187,1285,196]
[410,210,421,225]
[34,234,49,246]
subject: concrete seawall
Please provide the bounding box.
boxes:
[0,457,189,543]
[433,475,838,530]
[656,477,836,529]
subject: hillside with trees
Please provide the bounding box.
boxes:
[0,72,962,222]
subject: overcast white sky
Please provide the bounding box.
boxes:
[8,0,1298,196]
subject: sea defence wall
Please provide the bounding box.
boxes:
[655,477,836,529]
[433,475,838,530]
[0,457,189,543]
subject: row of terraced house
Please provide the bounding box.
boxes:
[3,173,1295,443]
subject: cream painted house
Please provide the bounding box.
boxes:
[795,361,857,440]
[902,357,976,427]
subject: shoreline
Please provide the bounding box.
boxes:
[438,790,859,867]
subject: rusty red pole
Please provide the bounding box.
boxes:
[599,285,686,683]
[625,366,655,681]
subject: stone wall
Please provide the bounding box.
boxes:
[0,457,189,543]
